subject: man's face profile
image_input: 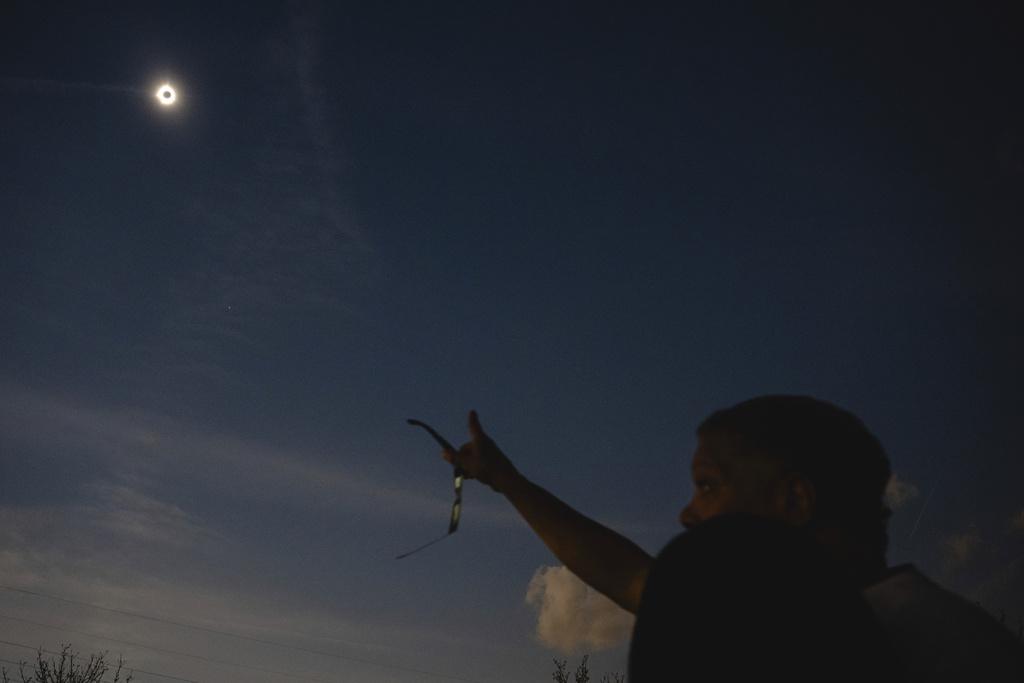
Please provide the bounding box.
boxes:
[679,434,798,529]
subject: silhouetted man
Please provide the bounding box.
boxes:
[444,396,1024,681]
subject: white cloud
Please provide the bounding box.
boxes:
[884,472,920,509]
[525,566,634,654]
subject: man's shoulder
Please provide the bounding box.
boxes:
[865,564,1010,628]
[863,565,1024,681]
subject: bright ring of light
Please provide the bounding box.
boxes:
[156,84,176,105]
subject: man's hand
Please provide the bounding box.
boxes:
[444,411,521,494]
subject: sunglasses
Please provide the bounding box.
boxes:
[397,419,468,559]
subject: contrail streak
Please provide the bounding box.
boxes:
[908,454,951,539]
[0,76,146,94]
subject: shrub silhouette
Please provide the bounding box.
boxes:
[2,645,133,683]
[551,654,624,683]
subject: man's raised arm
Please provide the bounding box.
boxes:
[445,410,652,614]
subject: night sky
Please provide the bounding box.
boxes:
[2,2,1022,682]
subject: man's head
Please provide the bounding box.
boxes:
[680,396,892,575]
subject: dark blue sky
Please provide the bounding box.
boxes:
[2,2,1022,681]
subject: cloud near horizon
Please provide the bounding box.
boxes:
[942,532,983,567]
[525,565,634,654]
[1011,508,1024,533]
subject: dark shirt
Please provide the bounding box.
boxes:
[629,514,895,682]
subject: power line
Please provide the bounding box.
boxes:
[1,587,487,683]
[4,586,320,650]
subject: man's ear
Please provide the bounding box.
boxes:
[776,472,817,526]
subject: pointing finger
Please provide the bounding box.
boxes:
[468,410,485,440]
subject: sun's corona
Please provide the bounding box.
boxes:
[156,84,176,105]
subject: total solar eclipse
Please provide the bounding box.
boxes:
[156,84,176,105]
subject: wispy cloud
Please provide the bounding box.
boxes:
[524,565,634,654]
[0,385,520,528]
[137,6,376,399]
[89,482,223,548]
[0,491,223,590]
[0,76,145,94]
[286,7,366,252]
